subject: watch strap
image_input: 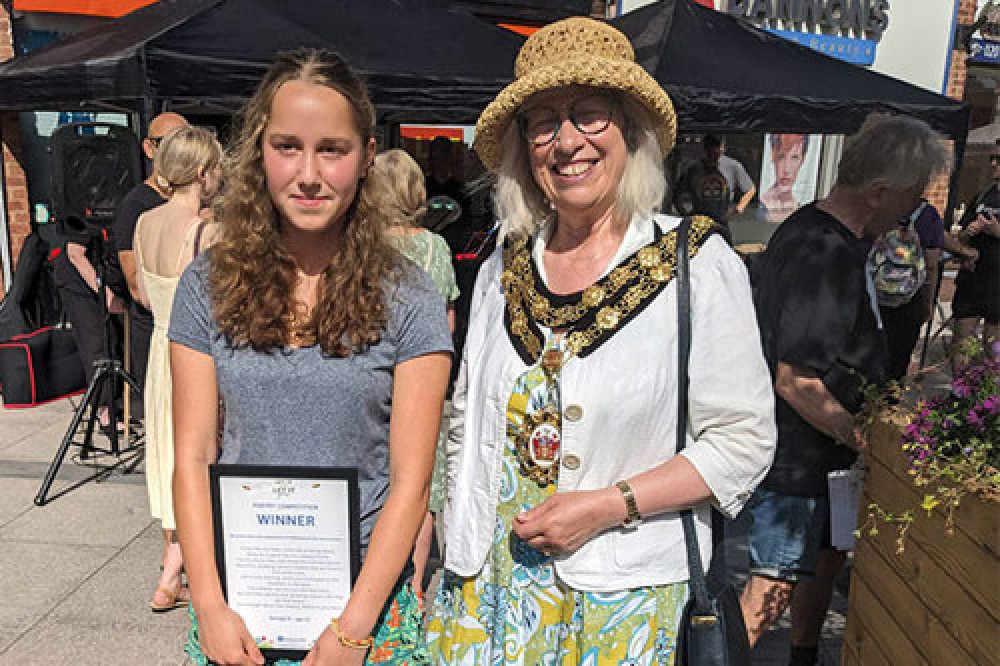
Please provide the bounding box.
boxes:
[616,479,641,529]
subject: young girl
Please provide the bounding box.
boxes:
[133,125,222,613]
[169,49,452,665]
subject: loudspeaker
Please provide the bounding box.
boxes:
[50,122,142,226]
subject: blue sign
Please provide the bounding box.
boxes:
[767,28,877,66]
[970,38,1000,64]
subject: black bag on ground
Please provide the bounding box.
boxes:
[672,217,752,666]
[0,325,85,408]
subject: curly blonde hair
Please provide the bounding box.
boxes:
[369,149,427,228]
[209,48,401,356]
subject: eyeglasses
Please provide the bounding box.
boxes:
[990,155,1000,165]
[146,136,165,149]
[517,94,615,147]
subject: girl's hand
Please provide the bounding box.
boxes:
[512,488,623,556]
[196,603,265,665]
[302,627,368,666]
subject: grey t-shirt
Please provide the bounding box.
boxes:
[168,253,453,554]
[718,155,754,199]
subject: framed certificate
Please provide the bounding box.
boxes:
[210,464,361,661]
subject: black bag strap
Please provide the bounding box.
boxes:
[675,216,712,616]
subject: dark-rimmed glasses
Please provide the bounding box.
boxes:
[146,136,165,149]
[517,94,615,147]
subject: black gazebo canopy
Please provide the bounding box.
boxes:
[0,0,526,122]
[613,0,969,141]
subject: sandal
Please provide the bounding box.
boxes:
[150,583,190,613]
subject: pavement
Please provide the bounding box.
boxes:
[1,309,958,665]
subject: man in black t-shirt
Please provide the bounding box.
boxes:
[110,112,188,411]
[674,136,731,225]
[741,115,950,666]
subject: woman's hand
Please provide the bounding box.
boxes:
[196,603,264,665]
[302,627,368,666]
[512,488,623,556]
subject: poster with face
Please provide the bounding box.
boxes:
[759,133,822,224]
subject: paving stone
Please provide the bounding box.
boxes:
[0,480,153,548]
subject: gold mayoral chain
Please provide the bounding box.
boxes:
[512,343,566,486]
[501,216,718,366]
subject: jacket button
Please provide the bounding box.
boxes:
[564,404,583,421]
[562,453,581,470]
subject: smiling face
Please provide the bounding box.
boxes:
[522,87,628,222]
[262,79,374,237]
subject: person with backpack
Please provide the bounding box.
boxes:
[875,199,978,380]
[743,115,950,666]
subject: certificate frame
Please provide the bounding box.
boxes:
[210,464,361,662]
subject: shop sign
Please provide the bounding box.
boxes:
[765,28,875,64]
[725,0,889,65]
[970,0,1000,64]
[726,0,890,39]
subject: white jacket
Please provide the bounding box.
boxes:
[443,214,776,591]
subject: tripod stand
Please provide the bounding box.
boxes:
[35,223,143,506]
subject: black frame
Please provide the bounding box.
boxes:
[210,464,361,662]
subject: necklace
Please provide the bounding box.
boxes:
[285,301,317,347]
[502,215,717,364]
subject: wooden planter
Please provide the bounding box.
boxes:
[842,419,1000,666]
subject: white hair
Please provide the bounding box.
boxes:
[837,114,951,190]
[492,91,666,241]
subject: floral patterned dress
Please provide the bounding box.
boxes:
[393,228,459,513]
[185,583,428,665]
[426,342,688,665]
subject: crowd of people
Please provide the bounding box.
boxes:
[44,14,1000,666]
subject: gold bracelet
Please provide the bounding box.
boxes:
[615,480,642,529]
[330,617,373,651]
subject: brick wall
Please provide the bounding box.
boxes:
[925,0,978,215]
[1,1,29,292]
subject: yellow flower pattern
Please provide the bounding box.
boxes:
[427,353,687,665]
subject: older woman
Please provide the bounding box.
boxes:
[427,17,776,665]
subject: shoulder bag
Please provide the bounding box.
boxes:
[673,217,752,666]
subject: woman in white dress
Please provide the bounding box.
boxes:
[133,126,222,612]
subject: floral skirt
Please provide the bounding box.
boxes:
[185,583,428,665]
[425,360,687,665]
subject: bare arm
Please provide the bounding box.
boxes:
[66,242,99,292]
[921,248,941,320]
[774,362,861,450]
[514,448,713,556]
[172,342,263,666]
[119,250,143,303]
[736,184,757,215]
[306,352,450,665]
[67,242,122,312]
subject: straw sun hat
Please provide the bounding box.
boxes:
[474,16,677,171]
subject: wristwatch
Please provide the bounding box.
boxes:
[615,480,642,529]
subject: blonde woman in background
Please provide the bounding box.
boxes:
[133,125,223,612]
[370,148,459,604]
